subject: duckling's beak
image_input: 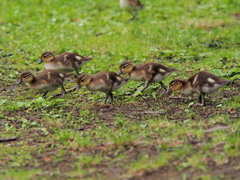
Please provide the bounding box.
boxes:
[17,79,23,86]
[118,70,123,75]
[75,85,82,90]
[38,59,43,64]
[166,88,172,95]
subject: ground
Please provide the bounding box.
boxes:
[0,0,240,179]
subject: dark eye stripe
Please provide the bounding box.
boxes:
[43,54,52,58]
[123,64,130,68]
[81,76,87,81]
[23,74,31,78]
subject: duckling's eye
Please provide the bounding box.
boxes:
[43,54,51,58]
[81,77,87,82]
[23,74,30,78]
[170,81,177,86]
[123,65,129,68]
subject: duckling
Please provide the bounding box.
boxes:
[120,0,143,20]
[118,61,177,92]
[76,71,128,103]
[17,70,73,97]
[38,51,92,75]
[167,71,230,106]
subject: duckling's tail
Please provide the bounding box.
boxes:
[138,1,144,9]
[124,77,129,82]
[171,68,178,72]
[85,55,93,61]
[221,80,231,86]
[65,73,75,82]
[66,73,74,78]
[121,77,129,86]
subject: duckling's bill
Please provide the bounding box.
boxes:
[166,88,172,95]
[118,70,123,75]
[17,79,23,86]
[75,85,82,90]
[38,59,43,64]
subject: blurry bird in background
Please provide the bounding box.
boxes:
[120,0,144,20]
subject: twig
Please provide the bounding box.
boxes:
[52,87,76,98]
[142,110,165,115]
[0,137,18,143]
[204,126,229,133]
[169,96,187,100]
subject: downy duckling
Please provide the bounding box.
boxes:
[38,51,92,75]
[167,71,230,106]
[76,71,128,103]
[118,61,177,92]
[120,0,143,20]
[17,70,73,97]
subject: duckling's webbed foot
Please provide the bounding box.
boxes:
[104,93,109,104]
[128,15,136,23]
[131,11,139,21]
[61,91,66,97]
[194,103,204,107]
[160,82,167,91]
[129,16,136,22]
[42,90,49,98]
[141,80,151,92]
[109,93,114,103]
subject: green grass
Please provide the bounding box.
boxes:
[0,0,240,179]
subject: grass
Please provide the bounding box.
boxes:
[0,0,240,179]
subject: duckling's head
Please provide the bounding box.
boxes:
[17,71,34,85]
[118,62,134,75]
[167,79,186,94]
[38,51,55,64]
[76,73,92,90]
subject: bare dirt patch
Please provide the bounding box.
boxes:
[1,79,239,179]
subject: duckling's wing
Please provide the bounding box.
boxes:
[189,72,225,94]
[148,63,171,75]
[107,72,118,83]
[198,72,223,85]
[54,53,82,67]
[189,74,200,87]
[66,53,84,65]
[137,63,157,75]
[38,70,68,83]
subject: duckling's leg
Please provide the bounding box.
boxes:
[201,94,206,106]
[141,80,152,92]
[131,12,137,21]
[74,68,80,75]
[42,90,49,97]
[60,83,66,96]
[160,82,167,91]
[198,94,205,106]
[105,92,114,104]
[109,93,114,103]
[127,11,138,22]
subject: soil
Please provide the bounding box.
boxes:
[1,79,239,179]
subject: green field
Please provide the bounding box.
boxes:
[0,0,240,179]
